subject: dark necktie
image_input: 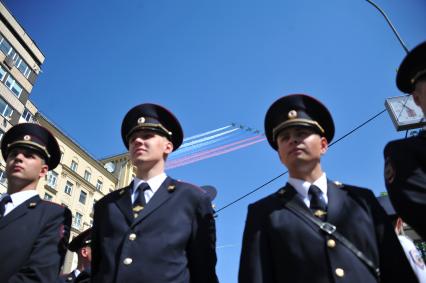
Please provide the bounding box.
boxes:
[308,185,327,220]
[132,183,150,219]
[0,194,12,218]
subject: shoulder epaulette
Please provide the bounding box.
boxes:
[333,180,343,187]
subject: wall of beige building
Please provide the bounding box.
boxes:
[35,114,118,273]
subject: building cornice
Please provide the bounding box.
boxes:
[35,113,117,183]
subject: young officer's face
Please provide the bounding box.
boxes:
[276,127,328,171]
[5,147,48,183]
[128,130,173,167]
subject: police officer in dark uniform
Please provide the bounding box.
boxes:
[384,41,426,240]
[0,123,72,282]
[378,196,426,282]
[58,228,92,283]
[91,104,218,283]
[239,94,418,283]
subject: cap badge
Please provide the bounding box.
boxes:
[288,110,298,119]
[24,135,31,141]
[137,117,146,124]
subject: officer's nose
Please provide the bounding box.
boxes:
[132,136,145,146]
[289,134,299,145]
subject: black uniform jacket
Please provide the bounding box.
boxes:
[384,133,426,239]
[92,177,218,283]
[239,181,418,283]
[0,195,71,283]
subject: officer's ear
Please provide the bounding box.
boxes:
[39,161,49,178]
[412,78,426,106]
[412,92,421,106]
[80,246,90,258]
[164,139,173,155]
[320,136,328,155]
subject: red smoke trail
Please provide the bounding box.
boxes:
[167,137,265,169]
[167,135,263,167]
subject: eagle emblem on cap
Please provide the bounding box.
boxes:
[288,110,298,119]
[137,117,146,124]
[24,135,31,141]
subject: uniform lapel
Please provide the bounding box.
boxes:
[280,183,325,231]
[0,195,40,229]
[114,183,134,225]
[279,183,312,214]
[132,177,175,227]
[326,180,348,226]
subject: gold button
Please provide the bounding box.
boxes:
[129,233,136,241]
[335,268,345,277]
[123,258,133,265]
[327,239,336,248]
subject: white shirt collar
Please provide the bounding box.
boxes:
[3,190,38,216]
[132,172,167,195]
[287,173,328,205]
[10,190,38,207]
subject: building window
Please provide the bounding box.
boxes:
[79,190,87,204]
[0,34,12,56]
[14,56,31,78]
[70,160,78,171]
[60,151,64,162]
[73,212,83,229]
[0,169,7,184]
[0,65,6,81]
[5,75,23,98]
[46,171,58,188]
[44,193,53,201]
[0,33,31,78]
[84,170,91,182]
[64,181,73,195]
[0,97,13,118]
[21,108,33,122]
[96,180,103,191]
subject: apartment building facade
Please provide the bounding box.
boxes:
[0,3,120,273]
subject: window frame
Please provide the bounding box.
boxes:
[96,179,103,191]
[64,181,73,195]
[83,170,91,182]
[47,171,58,188]
[70,160,78,172]
[79,190,87,205]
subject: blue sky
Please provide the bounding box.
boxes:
[4,0,426,282]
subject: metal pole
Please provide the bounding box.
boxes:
[365,0,409,54]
